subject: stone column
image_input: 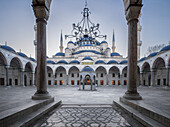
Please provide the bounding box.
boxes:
[151,69,155,86]
[140,71,143,86]
[120,74,123,85]
[32,72,35,86]
[20,69,25,86]
[5,66,10,86]
[32,0,52,100]
[66,75,69,85]
[166,66,169,86]
[106,74,109,85]
[52,75,55,85]
[123,0,143,100]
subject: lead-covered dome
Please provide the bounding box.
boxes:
[148,52,158,57]
[95,60,105,64]
[1,45,16,53]
[107,60,118,64]
[57,60,68,64]
[47,60,55,64]
[82,66,94,72]
[138,57,146,62]
[29,57,36,62]
[55,52,65,56]
[111,52,121,56]
[120,60,128,64]
[160,45,170,52]
[69,60,80,64]
[82,56,93,61]
[17,52,28,58]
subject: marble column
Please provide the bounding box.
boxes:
[120,74,123,85]
[20,69,24,86]
[123,0,143,100]
[32,0,52,100]
[52,75,55,85]
[106,74,109,85]
[166,66,169,86]
[5,66,10,86]
[151,69,155,86]
[66,75,69,85]
[32,72,35,86]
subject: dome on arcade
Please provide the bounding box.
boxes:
[107,60,118,64]
[68,41,74,44]
[69,60,80,64]
[138,57,146,62]
[148,52,158,57]
[111,52,121,56]
[57,60,68,64]
[47,60,55,64]
[17,52,28,58]
[160,45,170,52]
[1,45,16,53]
[29,57,36,62]
[95,60,106,64]
[120,60,128,64]
[55,52,65,56]
[82,66,94,72]
[82,56,93,61]
[100,41,107,44]
[96,41,100,45]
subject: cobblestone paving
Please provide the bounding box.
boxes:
[40,105,131,127]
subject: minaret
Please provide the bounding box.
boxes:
[59,30,64,53]
[112,30,116,53]
[33,24,37,60]
[137,12,142,60]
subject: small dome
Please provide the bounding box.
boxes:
[57,60,68,64]
[65,47,69,50]
[55,52,65,56]
[148,52,158,57]
[82,56,93,61]
[46,56,49,58]
[69,60,80,64]
[29,57,36,62]
[47,60,55,64]
[68,41,74,44]
[96,41,100,45]
[107,60,118,64]
[17,52,28,58]
[120,60,128,64]
[111,52,121,56]
[138,57,146,62]
[1,45,16,53]
[95,60,106,64]
[160,45,170,52]
[82,66,94,72]
[101,41,107,44]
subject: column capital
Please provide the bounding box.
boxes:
[32,0,52,21]
[123,0,143,23]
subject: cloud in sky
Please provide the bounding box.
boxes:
[0,0,170,58]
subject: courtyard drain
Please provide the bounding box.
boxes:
[40,104,131,127]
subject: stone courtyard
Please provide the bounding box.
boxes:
[0,85,170,126]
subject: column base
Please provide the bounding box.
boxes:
[32,91,52,100]
[123,91,142,100]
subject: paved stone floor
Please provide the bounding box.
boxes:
[40,105,131,127]
[0,85,170,127]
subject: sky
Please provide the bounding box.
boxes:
[0,0,170,59]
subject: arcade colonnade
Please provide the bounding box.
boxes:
[0,46,169,87]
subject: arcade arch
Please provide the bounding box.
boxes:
[55,66,66,85]
[108,66,120,85]
[68,66,80,85]
[95,66,107,85]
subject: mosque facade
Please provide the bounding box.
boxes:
[0,4,169,87]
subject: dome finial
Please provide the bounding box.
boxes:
[5,41,7,46]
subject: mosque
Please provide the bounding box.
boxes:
[0,4,169,87]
